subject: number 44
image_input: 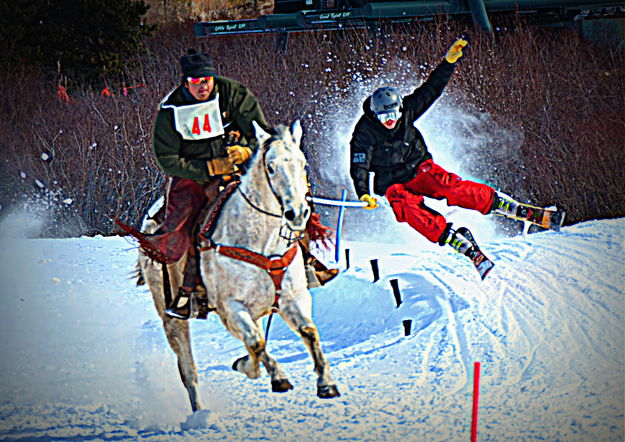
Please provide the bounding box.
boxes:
[192,114,212,135]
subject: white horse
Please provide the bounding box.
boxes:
[138,121,340,412]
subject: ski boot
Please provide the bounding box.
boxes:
[491,192,519,217]
[441,225,494,280]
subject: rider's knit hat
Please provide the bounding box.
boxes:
[180,49,215,78]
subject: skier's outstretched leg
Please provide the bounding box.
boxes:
[403,160,495,215]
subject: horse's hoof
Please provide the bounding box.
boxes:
[272,379,294,393]
[231,355,260,379]
[232,355,248,372]
[317,384,341,399]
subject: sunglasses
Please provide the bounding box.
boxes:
[187,76,213,85]
[376,110,401,124]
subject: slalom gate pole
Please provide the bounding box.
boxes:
[334,190,347,263]
[471,361,481,442]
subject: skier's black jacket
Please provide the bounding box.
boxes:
[349,60,455,198]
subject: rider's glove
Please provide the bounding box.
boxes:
[360,194,379,210]
[445,35,469,64]
[227,145,252,165]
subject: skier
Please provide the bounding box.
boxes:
[125,49,336,319]
[349,35,562,278]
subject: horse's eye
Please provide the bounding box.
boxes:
[267,165,275,174]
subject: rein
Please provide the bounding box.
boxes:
[235,145,282,219]
[236,186,281,218]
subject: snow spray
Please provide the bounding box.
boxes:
[309,56,519,246]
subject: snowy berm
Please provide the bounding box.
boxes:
[0,218,623,440]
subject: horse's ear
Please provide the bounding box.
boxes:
[253,121,271,147]
[290,120,303,146]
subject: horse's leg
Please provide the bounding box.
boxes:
[224,300,264,380]
[162,316,202,412]
[255,317,294,393]
[144,257,202,412]
[280,295,340,398]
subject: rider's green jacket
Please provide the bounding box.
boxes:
[152,76,269,181]
[349,60,455,198]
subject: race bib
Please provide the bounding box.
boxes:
[169,94,225,140]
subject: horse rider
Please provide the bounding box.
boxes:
[349,35,522,262]
[141,49,337,319]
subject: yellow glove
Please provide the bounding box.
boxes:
[445,36,469,64]
[227,145,252,165]
[360,194,379,210]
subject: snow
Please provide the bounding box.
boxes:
[0,214,623,440]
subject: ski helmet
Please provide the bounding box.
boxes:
[370,87,402,118]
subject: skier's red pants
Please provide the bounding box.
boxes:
[385,160,495,243]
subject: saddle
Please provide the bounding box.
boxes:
[117,181,338,319]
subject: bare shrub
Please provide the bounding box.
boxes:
[0,20,623,237]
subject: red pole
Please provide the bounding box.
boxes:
[471,361,481,442]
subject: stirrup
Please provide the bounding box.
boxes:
[166,289,193,320]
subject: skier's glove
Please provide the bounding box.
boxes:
[227,145,252,165]
[360,194,379,210]
[445,35,469,63]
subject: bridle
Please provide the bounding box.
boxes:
[235,140,306,244]
[199,133,307,317]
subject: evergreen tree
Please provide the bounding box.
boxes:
[0,0,156,86]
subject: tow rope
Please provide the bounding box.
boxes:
[308,195,368,208]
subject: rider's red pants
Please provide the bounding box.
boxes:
[385,160,495,243]
[144,177,220,262]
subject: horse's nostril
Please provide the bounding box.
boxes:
[284,209,296,221]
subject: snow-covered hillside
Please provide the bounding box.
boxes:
[0,218,623,441]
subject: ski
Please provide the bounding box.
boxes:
[495,202,565,231]
[455,227,494,280]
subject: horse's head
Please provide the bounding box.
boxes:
[253,120,311,233]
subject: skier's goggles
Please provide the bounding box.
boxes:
[376,110,401,124]
[187,76,213,85]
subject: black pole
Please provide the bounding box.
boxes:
[345,248,350,270]
[370,259,379,282]
[390,278,402,307]
[402,319,412,336]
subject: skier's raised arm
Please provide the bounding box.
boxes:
[402,35,468,119]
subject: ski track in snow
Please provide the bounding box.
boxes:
[0,219,623,441]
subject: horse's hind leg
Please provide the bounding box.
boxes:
[162,316,202,411]
[281,296,340,398]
